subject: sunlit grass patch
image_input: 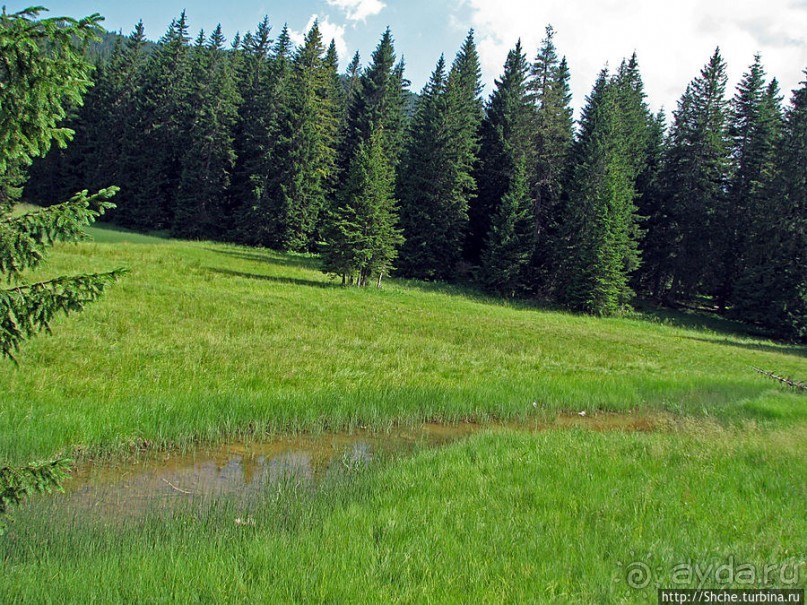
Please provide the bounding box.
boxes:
[0,228,804,463]
[2,426,804,603]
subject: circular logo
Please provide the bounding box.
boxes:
[626,561,652,589]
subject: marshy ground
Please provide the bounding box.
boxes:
[1,224,804,602]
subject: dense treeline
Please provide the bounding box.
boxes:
[25,13,806,340]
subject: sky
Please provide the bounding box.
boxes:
[6,0,807,117]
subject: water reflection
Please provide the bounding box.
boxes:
[50,413,668,520]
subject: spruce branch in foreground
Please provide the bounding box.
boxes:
[0,6,125,534]
[0,187,118,278]
[0,459,72,535]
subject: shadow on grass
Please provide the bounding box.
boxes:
[208,247,558,311]
[682,336,807,359]
[634,300,770,336]
[634,303,807,356]
[206,267,335,290]
[87,223,170,244]
[204,247,321,271]
[392,276,566,314]
[206,245,794,350]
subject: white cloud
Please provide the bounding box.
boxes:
[326,0,386,22]
[459,0,807,117]
[289,15,348,62]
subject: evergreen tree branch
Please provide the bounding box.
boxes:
[0,7,104,175]
[0,270,126,360]
[0,187,118,280]
[0,458,72,535]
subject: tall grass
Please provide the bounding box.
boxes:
[3,426,804,603]
[0,227,804,463]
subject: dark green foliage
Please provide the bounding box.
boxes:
[83,28,156,63]
[530,26,574,290]
[713,56,782,308]
[323,129,403,286]
[119,13,193,230]
[0,6,123,532]
[238,24,299,246]
[318,40,348,247]
[398,56,451,278]
[251,23,341,251]
[91,21,150,221]
[467,40,535,264]
[345,51,362,99]
[88,24,149,194]
[611,55,653,179]
[443,31,484,268]
[1,459,71,534]
[633,110,669,296]
[480,160,535,295]
[0,7,102,210]
[655,49,731,301]
[446,31,484,158]
[325,29,408,280]
[732,73,806,340]
[341,29,409,179]
[173,25,241,239]
[398,34,483,281]
[559,69,642,315]
[14,9,801,336]
[229,16,275,241]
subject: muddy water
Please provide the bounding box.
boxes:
[55,413,667,519]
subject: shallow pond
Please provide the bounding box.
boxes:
[50,412,667,520]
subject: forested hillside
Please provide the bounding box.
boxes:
[24,13,806,340]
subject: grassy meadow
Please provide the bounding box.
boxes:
[3,427,805,602]
[1,223,805,602]
[0,224,804,464]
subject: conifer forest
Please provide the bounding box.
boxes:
[24,12,806,340]
[1,6,805,602]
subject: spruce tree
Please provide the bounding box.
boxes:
[633,110,669,296]
[324,41,347,146]
[0,8,104,210]
[612,54,653,178]
[732,73,805,339]
[0,6,124,532]
[253,22,340,251]
[229,16,274,241]
[657,49,731,302]
[173,25,241,239]
[389,58,411,165]
[240,24,297,246]
[92,22,148,192]
[397,34,483,281]
[714,55,782,309]
[559,69,642,314]
[397,56,450,278]
[323,128,403,286]
[467,40,534,264]
[345,51,362,101]
[444,31,484,270]
[120,12,193,230]
[530,26,574,290]
[341,29,408,180]
[23,42,124,206]
[318,40,348,245]
[480,159,535,295]
[104,21,151,226]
